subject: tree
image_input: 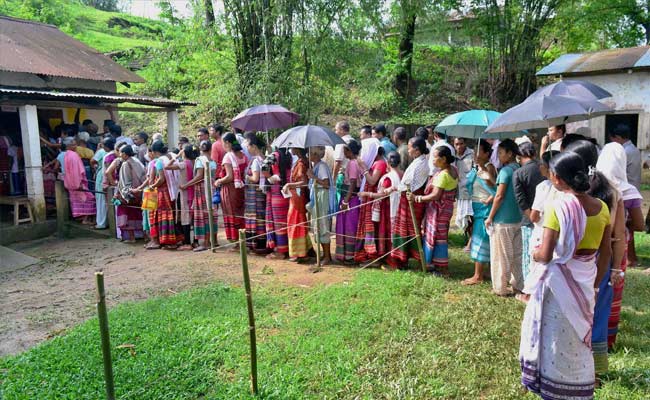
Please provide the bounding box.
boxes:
[82,0,120,12]
[204,0,215,26]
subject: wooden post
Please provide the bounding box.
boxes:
[95,272,116,400]
[55,180,70,238]
[205,164,216,251]
[106,187,117,238]
[406,184,427,273]
[239,229,259,395]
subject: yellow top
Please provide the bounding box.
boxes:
[433,169,458,191]
[543,199,610,250]
[76,147,94,160]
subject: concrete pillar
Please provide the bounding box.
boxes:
[18,105,46,222]
[166,109,180,147]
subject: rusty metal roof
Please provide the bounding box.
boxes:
[0,87,195,108]
[0,16,145,83]
[537,46,650,76]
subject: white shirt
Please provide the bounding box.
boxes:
[429,139,455,175]
[330,134,353,173]
[623,140,642,190]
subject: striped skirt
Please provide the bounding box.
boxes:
[116,204,143,241]
[69,189,96,217]
[354,194,378,263]
[423,191,455,270]
[266,186,289,254]
[608,231,629,348]
[193,183,215,246]
[149,183,179,245]
[221,183,245,241]
[470,202,490,263]
[387,188,426,269]
[245,187,267,251]
[335,195,360,262]
[376,198,392,256]
[288,192,312,258]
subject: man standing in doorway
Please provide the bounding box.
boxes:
[609,123,641,190]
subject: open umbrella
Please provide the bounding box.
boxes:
[528,79,611,101]
[271,125,345,149]
[485,95,612,133]
[231,104,299,132]
[435,109,524,139]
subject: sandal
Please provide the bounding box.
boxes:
[145,244,161,250]
[193,246,208,252]
[178,244,193,251]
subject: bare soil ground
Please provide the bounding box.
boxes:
[0,235,353,357]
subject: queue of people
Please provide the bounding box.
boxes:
[23,115,645,400]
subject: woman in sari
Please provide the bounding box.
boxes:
[593,142,643,353]
[181,141,216,252]
[167,144,197,251]
[284,147,312,262]
[387,137,430,269]
[307,146,336,265]
[520,151,611,400]
[147,141,180,250]
[215,133,248,244]
[264,150,292,259]
[359,151,403,257]
[354,140,387,262]
[462,140,496,285]
[115,145,145,243]
[63,138,96,225]
[335,140,362,263]
[244,136,268,253]
[414,146,458,275]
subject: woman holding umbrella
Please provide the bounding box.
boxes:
[284,147,313,262]
[215,133,248,244]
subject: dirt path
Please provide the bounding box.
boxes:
[0,236,353,357]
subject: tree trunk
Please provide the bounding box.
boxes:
[395,13,416,99]
[204,0,215,26]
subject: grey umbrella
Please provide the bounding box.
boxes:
[528,79,612,101]
[271,125,346,148]
[485,95,613,133]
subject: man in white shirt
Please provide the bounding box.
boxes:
[332,120,353,178]
[609,123,641,190]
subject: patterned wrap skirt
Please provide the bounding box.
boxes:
[387,188,426,269]
[592,266,613,375]
[470,201,491,263]
[193,183,215,246]
[116,204,143,241]
[266,185,289,254]
[376,197,392,256]
[335,195,361,262]
[221,182,245,241]
[310,187,331,244]
[245,186,268,251]
[608,230,629,348]
[149,183,179,245]
[423,189,456,270]
[521,224,534,280]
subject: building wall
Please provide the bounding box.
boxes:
[566,71,650,150]
[0,71,117,93]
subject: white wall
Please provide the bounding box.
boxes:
[565,71,650,150]
[0,71,116,93]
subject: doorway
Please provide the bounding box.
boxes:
[605,113,639,146]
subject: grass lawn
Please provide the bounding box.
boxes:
[1,233,649,399]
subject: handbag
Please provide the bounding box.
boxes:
[212,186,221,205]
[141,187,159,211]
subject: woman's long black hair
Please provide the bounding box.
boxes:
[563,140,615,209]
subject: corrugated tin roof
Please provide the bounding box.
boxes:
[537,46,650,76]
[0,87,195,108]
[0,16,145,83]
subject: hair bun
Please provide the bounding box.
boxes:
[572,171,591,192]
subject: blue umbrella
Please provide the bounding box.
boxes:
[435,109,524,139]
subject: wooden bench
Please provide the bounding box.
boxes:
[0,196,34,226]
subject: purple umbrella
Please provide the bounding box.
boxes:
[231,104,299,132]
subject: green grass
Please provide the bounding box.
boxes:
[1,234,649,399]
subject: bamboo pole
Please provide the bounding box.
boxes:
[95,272,116,400]
[406,184,427,273]
[239,229,259,395]
[205,163,216,251]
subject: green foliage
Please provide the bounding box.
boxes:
[81,0,120,12]
[2,238,649,399]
